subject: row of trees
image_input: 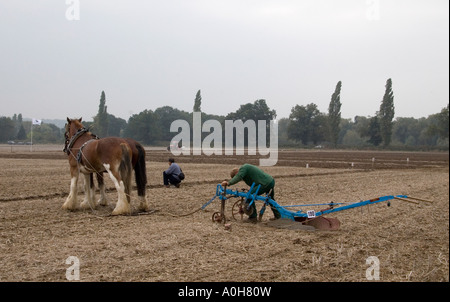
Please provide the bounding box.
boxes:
[287,79,396,147]
[1,83,448,149]
[121,82,448,149]
[0,115,63,144]
[285,79,448,149]
[279,109,449,149]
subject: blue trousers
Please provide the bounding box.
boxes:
[163,171,181,186]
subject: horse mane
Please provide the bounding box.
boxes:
[68,118,98,138]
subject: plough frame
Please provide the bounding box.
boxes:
[204,183,431,229]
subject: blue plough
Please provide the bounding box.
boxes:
[203,183,430,230]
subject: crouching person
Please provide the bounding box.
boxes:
[163,158,184,188]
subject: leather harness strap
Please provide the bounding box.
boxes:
[64,127,89,155]
[76,139,97,164]
[63,127,99,164]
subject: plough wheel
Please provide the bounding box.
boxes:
[212,212,226,224]
[305,216,340,231]
[231,200,245,221]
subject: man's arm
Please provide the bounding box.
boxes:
[221,168,244,187]
[228,173,243,186]
[165,164,176,174]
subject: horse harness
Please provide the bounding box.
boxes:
[64,127,99,164]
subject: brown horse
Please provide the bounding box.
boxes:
[62,118,148,215]
[96,138,147,209]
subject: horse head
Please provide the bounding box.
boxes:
[66,117,83,136]
[63,118,84,154]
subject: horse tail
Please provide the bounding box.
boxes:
[119,143,133,203]
[134,142,147,197]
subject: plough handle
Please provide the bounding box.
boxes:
[407,196,434,203]
[394,197,419,204]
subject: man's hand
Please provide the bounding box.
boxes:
[221,181,229,187]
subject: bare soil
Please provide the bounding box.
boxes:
[0,145,448,282]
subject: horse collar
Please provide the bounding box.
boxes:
[64,127,90,155]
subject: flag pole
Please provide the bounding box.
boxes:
[30,123,33,152]
[30,118,42,151]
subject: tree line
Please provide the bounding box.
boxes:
[1,81,448,150]
[281,79,448,149]
[0,114,62,144]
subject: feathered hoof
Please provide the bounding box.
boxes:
[111,209,131,216]
[138,197,149,212]
[62,204,76,211]
[62,199,77,211]
[139,204,149,212]
[111,204,131,216]
[97,198,108,207]
[80,200,96,210]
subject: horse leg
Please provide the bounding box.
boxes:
[103,163,131,215]
[62,166,79,211]
[134,143,149,212]
[138,194,149,212]
[134,166,149,212]
[97,172,108,206]
[80,173,96,210]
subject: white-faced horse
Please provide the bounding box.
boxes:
[62,118,148,215]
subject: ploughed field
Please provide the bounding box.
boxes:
[0,145,448,282]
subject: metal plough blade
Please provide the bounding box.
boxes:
[305,216,341,231]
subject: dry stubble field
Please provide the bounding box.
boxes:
[0,145,448,282]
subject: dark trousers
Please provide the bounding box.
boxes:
[247,180,281,219]
[163,171,181,186]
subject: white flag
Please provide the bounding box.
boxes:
[32,119,42,125]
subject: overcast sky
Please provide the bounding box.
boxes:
[0,0,448,122]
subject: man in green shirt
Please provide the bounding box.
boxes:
[221,164,281,222]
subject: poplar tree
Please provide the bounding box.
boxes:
[328,81,342,147]
[193,90,202,112]
[379,79,395,146]
[93,91,109,137]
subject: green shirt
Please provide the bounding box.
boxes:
[228,164,274,189]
